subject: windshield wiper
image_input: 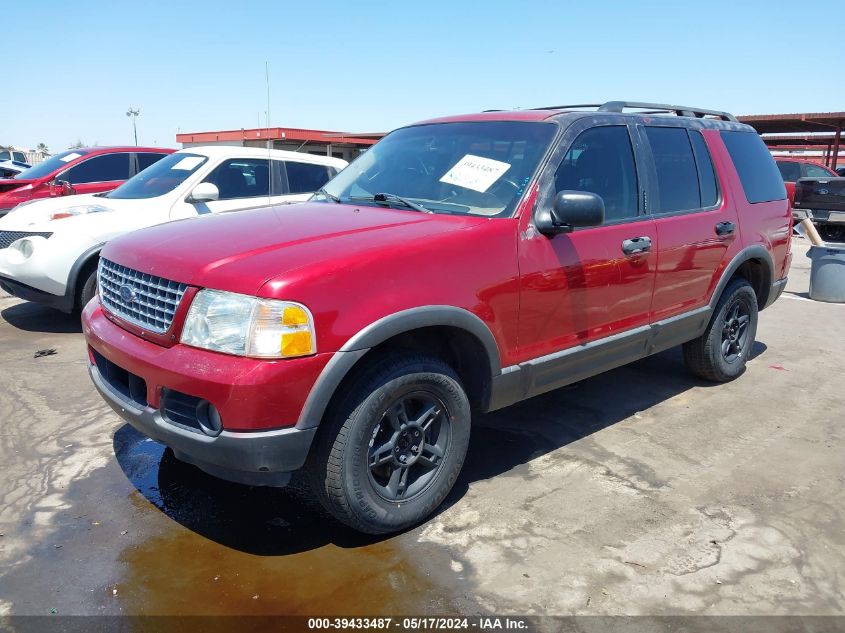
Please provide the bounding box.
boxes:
[371,192,432,213]
[314,188,341,203]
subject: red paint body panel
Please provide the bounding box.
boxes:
[515,218,658,362]
[0,146,173,212]
[650,130,743,321]
[83,300,330,430]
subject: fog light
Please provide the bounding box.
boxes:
[196,400,223,436]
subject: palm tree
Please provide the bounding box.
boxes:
[36,143,49,154]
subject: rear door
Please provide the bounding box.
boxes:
[517,121,657,360]
[58,152,132,196]
[643,126,741,321]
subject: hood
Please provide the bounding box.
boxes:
[103,202,487,296]
[0,193,160,234]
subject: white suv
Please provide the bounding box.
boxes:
[0,146,347,312]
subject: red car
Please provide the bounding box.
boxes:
[775,157,837,208]
[83,101,791,533]
[0,146,173,216]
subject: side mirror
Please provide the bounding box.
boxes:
[188,182,219,203]
[51,179,73,196]
[538,190,605,235]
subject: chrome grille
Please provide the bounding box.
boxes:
[0,230,52,249]
[98,258,188,334]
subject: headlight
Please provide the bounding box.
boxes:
[181,289,316,359]
[51,204,111,221]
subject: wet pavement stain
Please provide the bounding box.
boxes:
[111,426,468,616]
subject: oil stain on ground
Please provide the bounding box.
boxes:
[112,426,468,616]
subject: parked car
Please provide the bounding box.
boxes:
[0,146,346,312]
[0,160,30,179]
[836,166,845,177]
[775,158,837,209]
[82,101,791,534]
[793,176,845,241]
[0,147,174,217]
[0,149,29,164]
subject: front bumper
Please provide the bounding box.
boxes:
[83,301,331,486]
[0,274,73,311]
[89,361,316,486]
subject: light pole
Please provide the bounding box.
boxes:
[126,108,140,146]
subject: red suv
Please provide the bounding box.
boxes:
[83,102,791,534]
[0,146,173,216]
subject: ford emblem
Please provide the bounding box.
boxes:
[119,285,136,304]
[819,188,829,195]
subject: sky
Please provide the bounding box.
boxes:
[5,0,843,153]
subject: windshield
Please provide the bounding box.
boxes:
[319,121,557,217]
[13,149,92,180]
[106,152,208,200]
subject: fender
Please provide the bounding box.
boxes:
[709,245,775,311]
[295,306,503,429]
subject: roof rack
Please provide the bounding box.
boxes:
[532,101,737,122]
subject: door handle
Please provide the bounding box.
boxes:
[621,236,652,256]
[715,221,736,237]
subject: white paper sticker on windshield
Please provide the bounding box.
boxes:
[60,152,82,163]
[170,156,204,171]
[439,154,511,193]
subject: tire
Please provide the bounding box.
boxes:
[307,354,471,534]
[76,268,97,312]
[683,277,758,382]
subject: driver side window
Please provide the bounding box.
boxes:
[554,126,639,223]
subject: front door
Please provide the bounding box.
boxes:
[517,122,657,364]
[172,157,291,218]
[59,152,132,196]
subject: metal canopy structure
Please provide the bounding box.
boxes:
[738,112,845,169]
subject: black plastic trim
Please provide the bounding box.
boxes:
[339,306,503,371]
[710,245,775,311]
[295,349,368,429]
[90,362,313,487]
[488,307,712,411]
[295,306,504,429]
[65,243,104,312]
[0,275,74,311]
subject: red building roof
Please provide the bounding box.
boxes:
[176,126,384,146]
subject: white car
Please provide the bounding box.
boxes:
[0,146,347,312]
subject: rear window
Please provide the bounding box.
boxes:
[720,132,786,203]
[802,163,834,179]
